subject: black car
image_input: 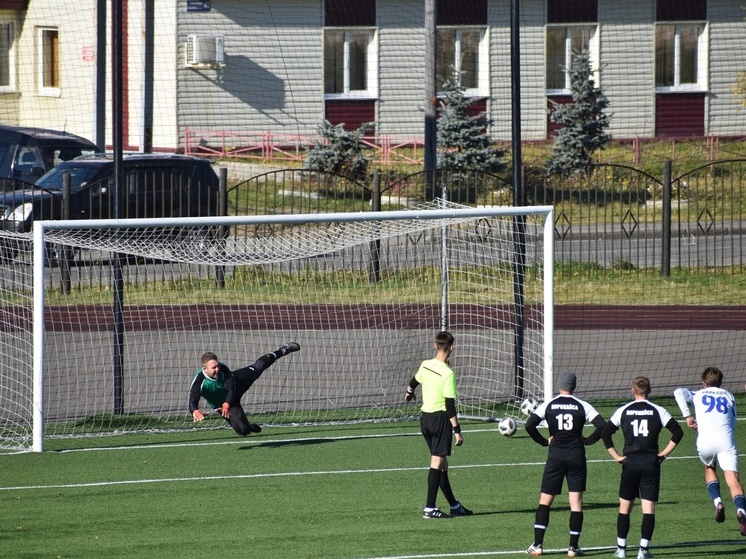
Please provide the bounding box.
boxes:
[0,125,101,188]
[0,153,221,261]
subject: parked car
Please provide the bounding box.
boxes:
[0,125,101,188]
[0,153,221,262]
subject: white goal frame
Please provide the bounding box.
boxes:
[28,205,554,452]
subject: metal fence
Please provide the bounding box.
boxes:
[225,162,746,277]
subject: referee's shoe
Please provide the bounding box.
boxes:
[450,502,473,516]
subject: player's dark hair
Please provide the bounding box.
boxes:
[201,351,219,365]
[632,376,651,396]
[701,366,723,387]
[434,331,454,351]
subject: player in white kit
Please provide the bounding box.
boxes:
[673,366,746,536]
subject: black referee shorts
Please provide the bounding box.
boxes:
[619,455,661,502]
[420,411,453,457]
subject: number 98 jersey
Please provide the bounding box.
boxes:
[675,386,737,441]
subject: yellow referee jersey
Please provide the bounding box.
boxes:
[414,358,457,413]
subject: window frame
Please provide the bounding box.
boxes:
[0,21,15,92]
[655,22,708,93]
[323,26,378,100]
[37,26,60,97]
[545,24,600,95]
[436,25,489,97]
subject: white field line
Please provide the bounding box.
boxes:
[351,540,746,559]
[1,427,743,492]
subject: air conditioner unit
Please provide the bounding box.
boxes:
[186,35,224,67]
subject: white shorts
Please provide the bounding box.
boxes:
[697,439,739,472]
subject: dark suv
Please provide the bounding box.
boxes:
[0,125,101,188]
[0,154,220,261]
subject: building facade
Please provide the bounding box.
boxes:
[0,0,743,153]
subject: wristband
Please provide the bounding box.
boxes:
[406,388,414,395]
[453,425,461,434]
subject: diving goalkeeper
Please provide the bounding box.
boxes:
[188,342,300,435]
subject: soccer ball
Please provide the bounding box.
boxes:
[497,417,517,437]
[520,398,539,416]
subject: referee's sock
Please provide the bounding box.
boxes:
[426,467,442,509]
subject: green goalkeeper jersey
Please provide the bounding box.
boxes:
[188,364,236,412]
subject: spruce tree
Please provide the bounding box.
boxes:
[437,79,506,173]
[304,120,372,181]
[547,51,611,176]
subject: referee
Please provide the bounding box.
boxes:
[405,331,472,519]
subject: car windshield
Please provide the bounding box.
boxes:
[42,146,99,166]
[35,165,102,193]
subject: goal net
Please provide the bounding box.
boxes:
[0,201,554,452]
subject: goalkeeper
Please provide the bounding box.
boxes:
[188,342,300,435]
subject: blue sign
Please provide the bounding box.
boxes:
[187,0,211,12]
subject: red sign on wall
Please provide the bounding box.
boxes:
[81,46,95,62]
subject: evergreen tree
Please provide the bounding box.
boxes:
[304,120,372,181]
[547,51,611,176]
[437,79,506,173]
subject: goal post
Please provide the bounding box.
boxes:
[11,203,554,452]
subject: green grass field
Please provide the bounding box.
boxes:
[3,398,746,559]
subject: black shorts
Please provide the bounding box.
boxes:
[540,450,587,495]
[619,455,661,502]
[420,411,453,457]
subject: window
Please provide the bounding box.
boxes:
[436,0,488,95]
[545,0,598,94]
[655,24,705,91]
[324,30,375,96]
[38,27,60,95]
[436,28,485,92]
[546,25,597,92]
[324,0,376,98]
[0,22,14,91]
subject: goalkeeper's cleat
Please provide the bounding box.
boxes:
[567,546,585,557]
[612,546,626,558]
[738,510,746,536]
[636,548,653,559]
[525,544,543,556]
[422,507,449,519]
[450,502,473,516]
[715,502,726,523]
[249,423,262,433]
[280,342,301,356]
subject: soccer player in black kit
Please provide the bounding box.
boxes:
[602,376,684,559]
[525,370,606,558]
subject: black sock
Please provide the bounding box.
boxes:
[569,510,583,548]
[534,504,550,545]
[426,467,442,509]
[641,513,655,542]
[439,470,457,507]
[617,512,631,540]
